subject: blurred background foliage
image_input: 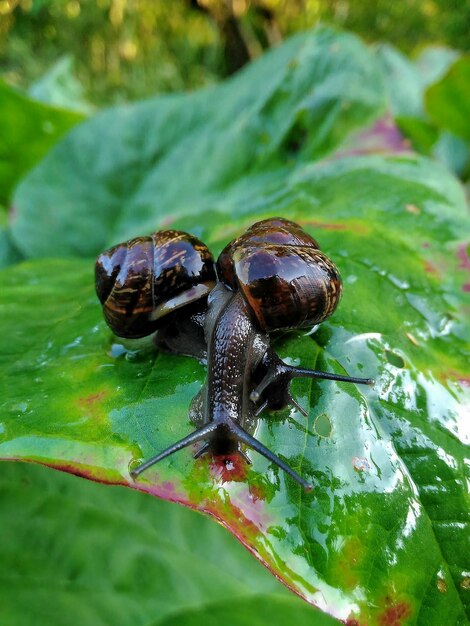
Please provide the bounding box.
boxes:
[1,0,470,105]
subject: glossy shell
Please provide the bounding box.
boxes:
[217,217,320,289]
[217,218,342,331]
[95,230,216,338]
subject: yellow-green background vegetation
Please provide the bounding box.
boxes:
[1,0,470,103]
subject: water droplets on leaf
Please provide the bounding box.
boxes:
[385,350,406,369]
[314,413,332,438]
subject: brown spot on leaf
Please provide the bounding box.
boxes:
[78,390,107,406]
[300,218,370,235]
[423,260,439,276]
[301,220,347,231]
[405,203,421,215]
[461,577,470,590]
[332,536,363,590]
[379,602,411,626]
[437,576,447,593]
[249,482,268,502]
[205,499,265,540]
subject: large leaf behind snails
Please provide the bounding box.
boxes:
[1,28,469,625]
[0,79,84,209]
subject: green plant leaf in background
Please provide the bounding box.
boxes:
[28,55,93,115]
[376,45,470,179]
[376,44,459,119]
[0,226,23,269]
[1,462,337,626]
[1,28,469,625]
[426,56,470,142]
[8,28,387,259]
[0,79,85,209]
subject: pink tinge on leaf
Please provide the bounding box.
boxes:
[209,454,249,484]
[333,114,411,159]
[78,391,107,406]
[457,243,470,271]
[8,204,18,222]
[378,601,412,626]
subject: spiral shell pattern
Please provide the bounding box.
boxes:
[95,230,216,338]
[217,217,342,331]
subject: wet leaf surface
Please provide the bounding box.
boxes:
[1,28,469,625]
[426,56,470,141]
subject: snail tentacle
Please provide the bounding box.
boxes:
[130,421,218,478]
[228,421,313,492]
[250,351,374,408]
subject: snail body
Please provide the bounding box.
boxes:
[95,218,373,491]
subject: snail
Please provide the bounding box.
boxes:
[95,218,373,491]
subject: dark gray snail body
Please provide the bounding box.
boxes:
[95,218,373,491]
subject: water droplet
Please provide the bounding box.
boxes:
[385,350,405,369]
[405,332,419,346]
[304,324,319,336]
[314,413,332,437]
[109,343,128,358]
[62,336,82,352]
[386,273,410,290]
[42,120,54,134]
[127,457,144,477]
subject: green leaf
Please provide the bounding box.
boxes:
[29,56,93,115]
[426,56,470,141]
[376,44,458,119]
[9,28,387,259]
[1,28,469,625]
[376,45,470,178]
[0,227,23,269]
[0,80,85,207]
[1,462,336,626]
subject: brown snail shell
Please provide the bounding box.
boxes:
[217,217,342,331]
[217,217,320,290]
[95,230,216,338]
